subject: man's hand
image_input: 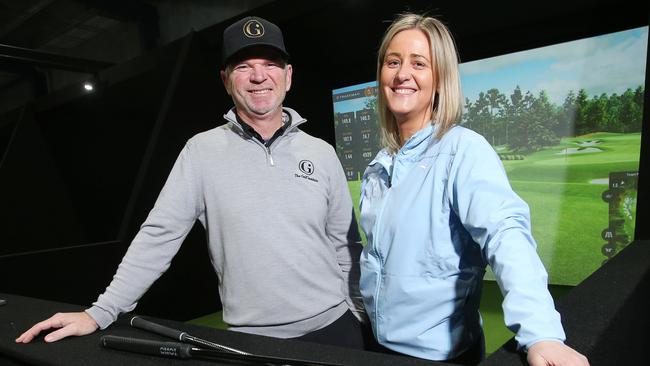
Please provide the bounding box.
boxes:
[15,311,99,343]
[527,340,589,366]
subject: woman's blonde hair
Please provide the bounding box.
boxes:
[376,13,463,153]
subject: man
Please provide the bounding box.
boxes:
[16,16,366,349]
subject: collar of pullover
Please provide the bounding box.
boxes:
[236,113,290,147]
[223,107,306,145]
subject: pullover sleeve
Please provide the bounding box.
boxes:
[86,142,204,329]
[447,132,565,349]
[324,146,366,323]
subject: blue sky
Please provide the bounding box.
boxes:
[460,26,648,105]
[332,26,648,109]
[332,80,377,114]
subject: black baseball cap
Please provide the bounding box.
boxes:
[221,16,289,67]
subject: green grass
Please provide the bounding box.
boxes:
[502,133,640,284]
[350,133,641,285]
[186,311,228,329]
[479,281,574,355]
[348,180,365,244]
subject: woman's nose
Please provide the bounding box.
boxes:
[395,66,411,82]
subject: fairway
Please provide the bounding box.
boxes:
[347,133,640,285]
[504,133,640,285]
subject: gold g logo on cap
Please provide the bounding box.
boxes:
[243,19,264,38]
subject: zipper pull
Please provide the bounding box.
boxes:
[267,146,275,166]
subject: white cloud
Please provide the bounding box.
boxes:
[462,27,647,90]
[541,31,647,103]
[462,27,648,104]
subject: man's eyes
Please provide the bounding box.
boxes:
[234,63,280,71]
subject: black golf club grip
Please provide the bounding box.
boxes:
[101,335,192,359]
[130,315,250,355]
[130,316,185,340]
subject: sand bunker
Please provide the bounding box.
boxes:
[557,147,603,155]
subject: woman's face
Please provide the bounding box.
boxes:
[380,29,435,125]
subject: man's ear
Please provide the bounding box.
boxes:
[285,64,293,92]
[220,70,231,95]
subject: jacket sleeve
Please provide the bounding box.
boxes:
[324,146,367,323]
[86,141,204,329]
[448,131,565,349]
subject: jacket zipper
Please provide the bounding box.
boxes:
[263,117,306,166]
[371,169,393,339]
[250,139,275,167]
[226,113,306,167]
[266,146,274,166]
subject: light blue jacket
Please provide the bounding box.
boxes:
[359,124,565,360]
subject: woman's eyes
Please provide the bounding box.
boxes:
[385,59,400,67]
[385,59,427,69]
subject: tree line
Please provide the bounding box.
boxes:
[460,86,645,153]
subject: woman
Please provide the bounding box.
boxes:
[359,13,589,366]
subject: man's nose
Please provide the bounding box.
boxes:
[250,64,267,82]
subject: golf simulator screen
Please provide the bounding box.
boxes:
[332,26,648,286]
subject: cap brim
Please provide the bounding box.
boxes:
[223,43,289,67]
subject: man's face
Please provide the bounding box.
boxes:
[221,47,292,122]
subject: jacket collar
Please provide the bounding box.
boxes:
[367,123,437,175]
[399,123,435,157]
[223,107,306,133]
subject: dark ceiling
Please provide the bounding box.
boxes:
[0,0,648,115]
[0,0,278,109]
[0,0,146,51]
[0,0,160,113]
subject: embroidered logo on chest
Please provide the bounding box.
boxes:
[295,160,319,182]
